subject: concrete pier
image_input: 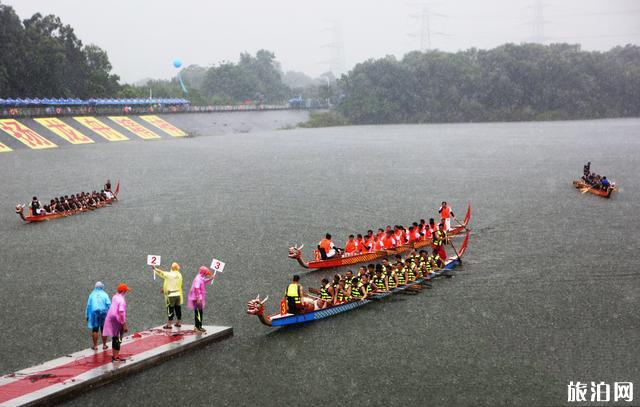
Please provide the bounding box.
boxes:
[0,325,232,406]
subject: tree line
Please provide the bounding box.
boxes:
[335,43,640,124]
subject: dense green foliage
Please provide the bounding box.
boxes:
[298,111,349,128]
[0,2,121,98]
[337,43,640,124]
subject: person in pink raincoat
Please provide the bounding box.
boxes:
[102,283,130,362]
[187,266,216,333]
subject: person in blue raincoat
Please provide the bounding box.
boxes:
[85,281,111,350]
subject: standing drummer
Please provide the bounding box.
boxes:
[438,202,455,231]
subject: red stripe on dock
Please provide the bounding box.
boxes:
[0,330,191,403]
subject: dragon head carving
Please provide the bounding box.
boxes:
[288,244,304,259]
[15,204,25,214]
[246,295,269,315]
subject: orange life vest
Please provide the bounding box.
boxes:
[440,206,451,219]
[319,238,332,253]
[382,235,396,249]
[345,240,356,253]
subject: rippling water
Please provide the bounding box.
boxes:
[1,118,638,406]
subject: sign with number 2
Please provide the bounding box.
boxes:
[147,255,161,266]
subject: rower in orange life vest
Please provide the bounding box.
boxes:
[381,230,397,249]
[432,222,448,260]
[318,233,341,259]
[344,235,358,255]
[438,201,455,231]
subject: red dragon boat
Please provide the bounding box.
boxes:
[288,204,471,270]
[248,230,471,327]
[16,181,120,223]
[572,180,616,198]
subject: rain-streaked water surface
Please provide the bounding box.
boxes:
[1,118,638,406]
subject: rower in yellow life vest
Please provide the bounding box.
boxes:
[285,275,305,314]
[438,201,455,231]
[432,222,448,260]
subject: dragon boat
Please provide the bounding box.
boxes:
[288,204,471,270]
[16,181,120,223]
[572,180,616,198]
[247,230,470,327]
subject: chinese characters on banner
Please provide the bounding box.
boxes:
[74,117,129,141]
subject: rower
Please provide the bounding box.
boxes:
[381,231,396,249]
[344,235,357,255]
[373,265,388,292]
[285,275,304,314]
[331,275,341,303]
[29,197,42,217]
[356,234,366,253]
[438,201,455,231]
[317,278,333,309]
[600,176,610,190]
[395,263,407,286]
[318,234,339,259]
[406,258,417,282]
[432,223,448,260]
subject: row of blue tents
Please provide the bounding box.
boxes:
[0,98,190,106]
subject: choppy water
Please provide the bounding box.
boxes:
[1,118,638,406]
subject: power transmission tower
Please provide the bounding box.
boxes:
[407,2,447,51]
[320,20,346,75]
[531,0,547,43]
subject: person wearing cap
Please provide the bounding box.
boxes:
[153,262,184,329]
[187,267,216,333]
[85,282,111,351]
[103,283,130,362]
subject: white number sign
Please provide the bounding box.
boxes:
[210,258,226,273]
[147,255,161,266]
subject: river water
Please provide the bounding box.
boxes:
[0,118,638,406]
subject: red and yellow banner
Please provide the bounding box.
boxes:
[73,116,129,141]
[139,115,187,137]
[0,119,57,149]
[34,118,94,144]
[109,117,161,140]
[0,142,12,152]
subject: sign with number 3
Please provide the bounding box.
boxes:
[210,258,226,273]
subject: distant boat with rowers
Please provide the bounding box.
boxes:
[16,181,120,222]
[288,204,471,270]
[247,230,470,327]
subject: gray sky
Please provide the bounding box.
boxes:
[5,0,639,83]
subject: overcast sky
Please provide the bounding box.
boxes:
[4,0,639,83]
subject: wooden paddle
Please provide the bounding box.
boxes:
[581,184,596,194]
[449,239,462,265]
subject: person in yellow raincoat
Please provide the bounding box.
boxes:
[153,262,184,329]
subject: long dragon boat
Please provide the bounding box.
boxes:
[572,180,616,198]
[248,230,470,327]
[288,204,471,270]
[16,181,120,223]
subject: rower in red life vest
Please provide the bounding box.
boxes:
[318,234,340,259]
[344,235,357,255]
[356,234,366,253]
[363,230,374,252]
[432,223,448,260]
[438,201,455,231]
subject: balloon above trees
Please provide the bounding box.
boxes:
[173,59,183,69]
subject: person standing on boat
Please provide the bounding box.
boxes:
[438,202,455,231]
[583,162,591,179]
[319,234,340,259]
[188,266,216,333]
[29,197,42,216]
[433,223,448,260]
[285,275,305,314]
[85,281,111,351]
[103,283,130,362]
[153,262,184,330]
